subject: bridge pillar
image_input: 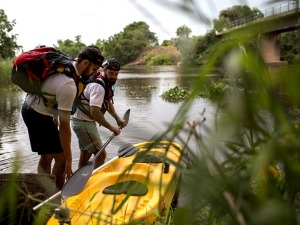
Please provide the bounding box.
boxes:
[258,33,287,67]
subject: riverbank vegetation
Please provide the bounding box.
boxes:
[160,80,235,103]
[1,1,300,225]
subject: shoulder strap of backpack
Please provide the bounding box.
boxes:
[61,62,85,98]
[93,74,114,99]
[93,78,106,90]
[72,75,109,117]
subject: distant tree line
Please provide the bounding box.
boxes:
[0,6,299,65]
[174,5,300,66]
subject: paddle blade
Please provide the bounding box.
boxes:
[118,143,139,157]
[61,161,94,198]
[122,109,130,128]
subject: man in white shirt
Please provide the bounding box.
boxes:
[21,45,104,190]
[71,58,125,169]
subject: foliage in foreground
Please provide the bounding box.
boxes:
[164,35,300,224]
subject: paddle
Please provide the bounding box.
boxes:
[61,109,131,199]
[32,143,138,211]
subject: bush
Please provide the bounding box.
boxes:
[160,86,190,103]
[144,54,174,65]
[198,80,237,102]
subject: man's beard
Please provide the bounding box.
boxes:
[81,67,92,79]
[108,79,116,85]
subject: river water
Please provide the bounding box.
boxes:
[0,66,217,173]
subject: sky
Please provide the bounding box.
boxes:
[1,0,273,51]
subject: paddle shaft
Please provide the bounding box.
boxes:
[91,132,116,165]
[32,191,61,211]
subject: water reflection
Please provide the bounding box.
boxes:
[0,90,30,170]
[0,66,216,173]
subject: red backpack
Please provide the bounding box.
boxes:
[11,46,81,96]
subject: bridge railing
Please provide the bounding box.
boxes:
[222,12,263,30]
[264,0,299,17]
[218,0,299,32]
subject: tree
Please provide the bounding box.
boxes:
[176,25,192,39]
[280,30,300,64]
[213,5,263,31]
[189,5,263,66]
[0,9,20,59]
[192,30,219,65]
[101,21,158,65]
[174,25,196,65]
[54,35,86,58]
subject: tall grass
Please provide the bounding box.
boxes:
[0,58,13,85]
[165,29,300,225]
[150,1,300,223]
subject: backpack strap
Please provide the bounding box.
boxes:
[74,75,113,117]
[62,62,84,97]
[73,92,91,116]
[92,76,114,114]
[93,78,108,97]
[42,63,83,109]
[95,74,114,101]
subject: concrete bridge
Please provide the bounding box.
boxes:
[215,0,300,67]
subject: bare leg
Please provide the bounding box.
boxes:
[38,154,53,174]
[94,150,106,169]
[51,152,66,190]
[78,151,92,168]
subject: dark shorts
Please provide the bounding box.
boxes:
[21,102,64,155]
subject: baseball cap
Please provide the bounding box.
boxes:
[102,58,121,71]
[79,45,104,67]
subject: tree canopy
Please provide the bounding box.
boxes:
[189,5,264,66]
[53,21,158,65]
[100,21,158,65]
[55,35,86,58]
[213,5,263,31]
[280,30,300,64]
[0,9,20,59]
[176,25,192,39]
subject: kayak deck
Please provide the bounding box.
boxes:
[47,141,182,225]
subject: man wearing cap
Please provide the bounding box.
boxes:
[71,58,125,169]
[21,45,104,190]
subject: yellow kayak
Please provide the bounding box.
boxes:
[47,141,183,225]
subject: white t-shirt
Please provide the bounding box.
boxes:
[72,79,105,121]
[25,72,77,116]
